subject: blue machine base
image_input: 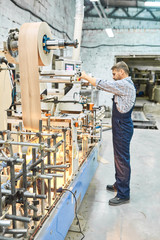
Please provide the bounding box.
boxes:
[35,144,99,240]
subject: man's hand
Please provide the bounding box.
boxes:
[80,71,96,86]
[80,71,88,80]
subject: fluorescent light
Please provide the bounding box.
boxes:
[144,1,160,7]
[105,28,114,38]
[90,0,99,2]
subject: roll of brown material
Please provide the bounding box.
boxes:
[19,22,52,131]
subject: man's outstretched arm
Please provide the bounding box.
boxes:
[80,71,96,86]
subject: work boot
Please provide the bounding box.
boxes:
[109,196,130,206]
[106,184,117,192]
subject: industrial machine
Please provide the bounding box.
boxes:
[0,23,105,240]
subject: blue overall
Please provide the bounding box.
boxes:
[112,97,134,199]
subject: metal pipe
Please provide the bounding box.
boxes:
[22,154,28,234]
[45,39,78,50]
[47,138,51,206]
[5,228,27,234]
[1,189,12,195]
[44,164,69,169]
[23,191,47,199]
[28,204,38,212]
[7,132,14,156]
[10,161,17,235]
[44,88,64,96]
[9,131,62,137]
[19,122,23,154]
[39,120,45,216]
[7,37,78,54]
[53,137,57,198]
[28,158,43,171]
[47,168,65,172]
[92,1,102,18]
[36,194,47,199]
[0,140,41,148]
[92,1,113,32]
[47,173,63,177]
[40,76,71,80]
[0,220,11,227]
[15,158,43,181]
[45,140,64,152]
[63,130,67,184]
[38,174,53,180]
[32,148,37,226]
[40,70,75,76]
[97,0,110,24]
[5,214,31,223]
[23,192,46,199]
[0,140,62,152]
[23,191,36,198]
[0,157,24,164]
[39,77,72,83]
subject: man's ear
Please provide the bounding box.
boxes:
[120,69,124,75]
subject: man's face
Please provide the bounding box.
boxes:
[112,69,123,81]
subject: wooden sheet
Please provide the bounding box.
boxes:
[19,22,52,131]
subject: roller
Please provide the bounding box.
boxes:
[19,22,53,131]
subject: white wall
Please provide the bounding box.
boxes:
[81,16,160,108]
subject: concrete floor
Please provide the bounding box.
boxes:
[66,115,160,240]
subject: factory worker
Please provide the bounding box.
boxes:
[80,61,136,206]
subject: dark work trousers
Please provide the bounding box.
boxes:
[112,98,134,199]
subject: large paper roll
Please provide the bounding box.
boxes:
[19,22,52,131]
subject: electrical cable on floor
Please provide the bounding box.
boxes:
[57,187,85,240]
[9,0,72,40]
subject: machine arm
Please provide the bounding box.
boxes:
[6,28,79,57]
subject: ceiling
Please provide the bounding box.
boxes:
[84,0,160,22]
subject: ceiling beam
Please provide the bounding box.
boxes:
[121,8,130,17]
[85,7,160,22]
[146,8,156,19]
[133,8,145,18]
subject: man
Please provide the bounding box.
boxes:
[80,61,136,206]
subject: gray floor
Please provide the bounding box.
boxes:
[66,116,160,240]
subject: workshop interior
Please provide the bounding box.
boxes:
[0,0,160,240]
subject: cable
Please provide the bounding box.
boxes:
[9,0,72,40]
[81,44,160,48]
[57,187,85,240]
[63,188,85,240]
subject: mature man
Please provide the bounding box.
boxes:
[80,61,136,206]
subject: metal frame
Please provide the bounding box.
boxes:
[34,144,99,240]
[84,0,160,22]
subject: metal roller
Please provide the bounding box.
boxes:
[6,28,78,59]
[0,220,11,227]
[5,214,31,223]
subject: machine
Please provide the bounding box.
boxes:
[0,23,105,240]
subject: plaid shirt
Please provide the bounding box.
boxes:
[96,76,136,113]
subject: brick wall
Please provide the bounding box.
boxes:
[0,0,75,57]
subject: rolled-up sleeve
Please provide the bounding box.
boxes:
[96,79,125,96]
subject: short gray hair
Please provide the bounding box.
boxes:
[111,61,129,75]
